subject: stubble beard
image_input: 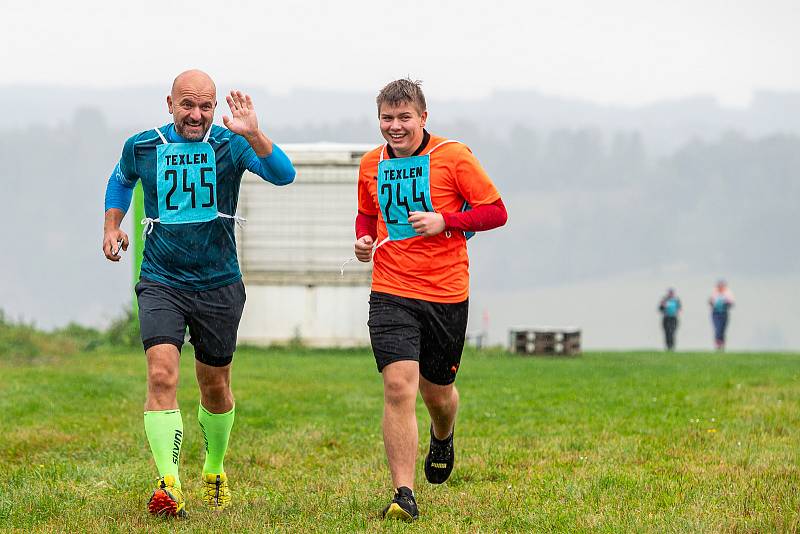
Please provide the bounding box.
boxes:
[176,120,208,141]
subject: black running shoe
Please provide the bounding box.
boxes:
[381,486,419,521]
[424,425,454,484]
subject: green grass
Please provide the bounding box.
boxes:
[1,347,799,532]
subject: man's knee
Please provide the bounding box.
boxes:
[146,344,180,390]
[196,361,233,408]
[148,365,178,393]
[385,381,416,406]
[199,379,231,402]
[421,384,457,411]
[383,369,417,406]
[197,367,229,387]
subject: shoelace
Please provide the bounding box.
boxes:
[430,438,452,460]
[397,494,416,512]
[205,477,225,505]
[395,489,415,505]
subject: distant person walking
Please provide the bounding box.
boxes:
[658,288,681,350]
[709,279,735,350]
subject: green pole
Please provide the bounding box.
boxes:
[132,181,145,318]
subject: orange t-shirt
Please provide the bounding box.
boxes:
[357,133,500,303]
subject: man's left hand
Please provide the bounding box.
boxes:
[223,90,260,138]
[409,211,445,237]
[223,90,273,156]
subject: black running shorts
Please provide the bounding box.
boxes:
[135,277,246,367]
[368,291,468,385]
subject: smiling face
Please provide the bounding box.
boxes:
[379,101,428,157]
[167,70,216,141]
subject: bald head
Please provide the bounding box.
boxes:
[171,69,216,97]
[168,70,217,141]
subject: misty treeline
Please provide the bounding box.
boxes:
[2,107,798,293]
[452,123,800,289]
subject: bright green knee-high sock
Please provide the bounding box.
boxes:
[143,409,184,488]
[198,404,235,475]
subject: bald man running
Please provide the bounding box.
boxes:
[102,70,295,517]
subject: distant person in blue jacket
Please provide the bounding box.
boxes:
[658,288,682,351]
[709,279,735,351]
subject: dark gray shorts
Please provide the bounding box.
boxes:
[368,291,468,385]
[135,277,246,367]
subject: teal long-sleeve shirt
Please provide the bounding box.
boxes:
[105,123,295,290]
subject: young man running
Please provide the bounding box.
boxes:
[102,69,295,517]
[354,78,508,521]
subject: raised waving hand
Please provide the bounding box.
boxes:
[223,90,260,138]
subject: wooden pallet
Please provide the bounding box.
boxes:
[508,328,581,355]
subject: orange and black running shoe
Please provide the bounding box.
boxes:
[147,474,187,518]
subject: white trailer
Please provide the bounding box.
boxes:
[236,143,376,347]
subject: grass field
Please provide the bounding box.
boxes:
[1,347,799,533]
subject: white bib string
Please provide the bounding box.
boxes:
[141,214,245,240]
[153,125,211,144]
[339,257,357,275]
[141,217,160,239]
[426,139,460,154]
[340,236,390,276]
[217,212,247,227]
[154,128,168,144]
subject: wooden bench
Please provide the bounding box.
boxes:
[508,327,581,355]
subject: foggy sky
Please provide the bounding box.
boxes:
[2,0,798,107]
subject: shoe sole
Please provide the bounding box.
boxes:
[383,503,416,522]
[148,489,186,518]
[205,501,230,511]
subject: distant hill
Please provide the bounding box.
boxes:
[3,86,800,154]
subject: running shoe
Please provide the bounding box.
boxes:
[424,425,455,484]
[147,474,187,518]
[202,472,231,510]
[381,486,418,521]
